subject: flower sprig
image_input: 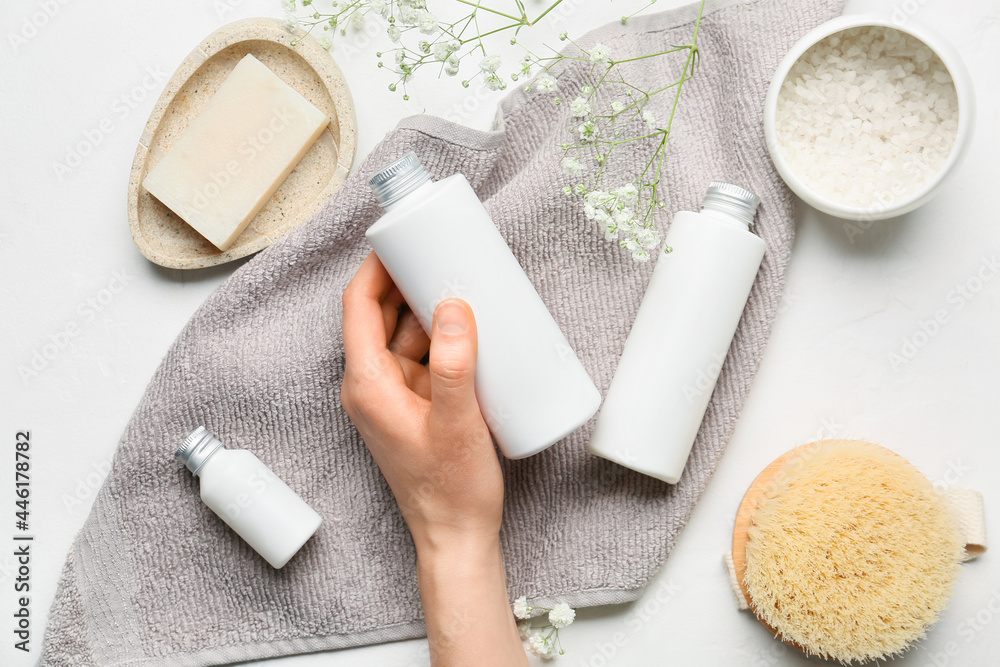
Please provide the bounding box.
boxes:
[513,596,576,659]
[523,9,704,261]
[282,0,706,261]
[283,0,567,98]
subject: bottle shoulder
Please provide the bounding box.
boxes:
[671,210,766,246]
[367,174,474,232]
[198,448,261,479]
[381,174,468,211]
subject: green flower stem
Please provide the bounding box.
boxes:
[449,0,565,27]
[455,12,477,40]
[654,9,703,149]
[530,0,564,24]
[609,46,691,65]
[452,0,523,23]
[621,0,659,24]
[475,22,525,42]
[637,133,666,179]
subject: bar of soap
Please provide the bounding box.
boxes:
[143,54,330,251]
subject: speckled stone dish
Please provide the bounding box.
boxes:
[128,18,357,269]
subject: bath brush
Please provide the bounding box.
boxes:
[727,439,987,663]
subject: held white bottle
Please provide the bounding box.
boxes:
[365,152,601,459]
[175,427,322,568]
[588,183,766,484]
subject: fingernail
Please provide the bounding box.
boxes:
[435,299,468,335]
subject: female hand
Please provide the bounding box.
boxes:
[340,252,527,666]
[340,251,502,550]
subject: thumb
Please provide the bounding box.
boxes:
[428,299,480,419]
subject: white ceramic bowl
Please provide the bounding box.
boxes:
[762,7,975,221]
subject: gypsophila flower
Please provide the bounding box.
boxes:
[527,633,557,658]
[319,36,332,50]
[559,29,569,40]
[534,73,557,93]
[444,54,460,76]
[577,120,597,141]
[387,25,401,42]
[642,109,657,131]
[570,97,591,117]
[613,206,636,229]
[623,237,650,261]
[484,73,505,91]
[513,596,531,619]
[526,633,545,655]
[351,11,366,30]
[610,100,625,113]
[636,226,661,249]
[590,43,611,63]
[431,42,449,60]
[600,217,617,241]
[416,10,438,34]
[368,0,388,17]
[612,183,639,205]
[431,40,459,60]
[585,190,615,209]
[586,204,605,221]
[594,208,614,233]
[517,620,533,638]
[399,5,419,24]
[548,603,576,629]
[582,184,660,252]
[561,156,584,177]
[479,54,502,73]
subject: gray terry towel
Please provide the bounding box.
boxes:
[40,0,842,664]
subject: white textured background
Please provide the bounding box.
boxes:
[1,0,998,665]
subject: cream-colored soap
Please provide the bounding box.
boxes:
[142,54,329,251]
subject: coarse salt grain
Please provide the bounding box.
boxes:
[776,26,958,210]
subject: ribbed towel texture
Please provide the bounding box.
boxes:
[40,0,842,664]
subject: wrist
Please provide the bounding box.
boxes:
[414,526,501,570]
[413,524,527,665]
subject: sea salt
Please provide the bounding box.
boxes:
[775,26,958,210]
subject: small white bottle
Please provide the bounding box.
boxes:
[175,426,322,568]
[366,152,601,459]
[588,182,766,484]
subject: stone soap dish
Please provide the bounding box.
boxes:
[128,18,357,269]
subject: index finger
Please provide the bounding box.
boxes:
[342,252,395,364]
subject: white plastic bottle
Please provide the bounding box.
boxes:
[588,182,766,484]
[175,426,322,568]
[365,152,601,459]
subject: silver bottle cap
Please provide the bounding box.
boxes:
[368,151,432,208]
[175,426,224,476]
[701,181,761,227]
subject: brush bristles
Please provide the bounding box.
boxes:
[744,440,962,664]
